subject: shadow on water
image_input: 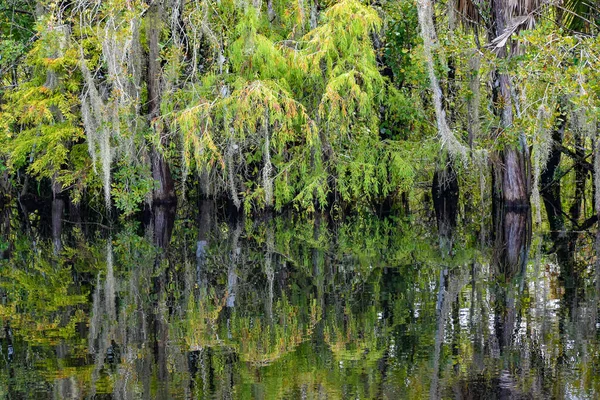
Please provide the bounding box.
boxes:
[1,201,600,399]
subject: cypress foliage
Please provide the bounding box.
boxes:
[0,0,599,219]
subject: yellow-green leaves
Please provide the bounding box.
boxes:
[172,0,412,212]
[0,17,84,185]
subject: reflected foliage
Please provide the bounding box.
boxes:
[1,205,600,399]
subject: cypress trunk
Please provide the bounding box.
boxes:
[147,3,175,205]
[491,0,531,207]
[501,144,531,206]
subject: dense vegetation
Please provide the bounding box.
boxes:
[1,0,599,223]
[3,2,600,397]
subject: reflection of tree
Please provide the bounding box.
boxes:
[492,208,532,278]
[439,208,600,399]
[3,205,600,398]
[0,232,95,398]
[323,302,385,363]
[0,209,457,398]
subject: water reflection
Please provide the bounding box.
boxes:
[1,205,600,399]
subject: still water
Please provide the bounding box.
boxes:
[1,204,599,399]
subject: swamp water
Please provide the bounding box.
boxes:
[1,205,600,399]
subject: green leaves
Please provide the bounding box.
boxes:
[0,0,455,215]
[111,160,154,216]
[172,0,418,212]
[1,18,84,189]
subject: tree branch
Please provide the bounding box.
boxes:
[553,141,594,172]
[0,8,34,17]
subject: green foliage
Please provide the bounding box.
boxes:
[383,0,422,86]
[1,18,84,183]
[174,0,422,212]
[111,160,154,216]
[7,209,595,398]
[5,0,597,217]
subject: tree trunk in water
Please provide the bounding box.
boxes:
[151,148,175,204]
[51,173,64,254]
[52,198,64,255]
[490,0,531,207]
[147,3,175,205]
[491,206,531,374]
[196,198,214,286]
[152,205,176,250]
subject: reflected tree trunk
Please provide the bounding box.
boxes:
[430,267,468,400]
[147,204,175,398]
[52,197,64,255]
[490,206,531,400]
[226,222,242,310]
[265,215,275,323]
[432,161,459,256]
[493,207,532,278]
[470,262,485,374]
[88,241,117,398]
[196,199,214,292]
[312,214,325,312]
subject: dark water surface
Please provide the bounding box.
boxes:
[1,205,600,399]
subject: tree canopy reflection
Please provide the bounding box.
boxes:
[1,206,599,399]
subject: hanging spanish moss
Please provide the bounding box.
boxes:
[531,105,552,225]
[416,0,468,161]
[227,140,242,210]
[80,60,114,208]
[4,1,600,396]
[2,0,599,219]
[263,110,273,208]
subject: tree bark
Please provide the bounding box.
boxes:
[147,3,175,205]
[541,111,567,232]
[493,206,532,279]
[490,0,531,207]
[501,144,530,206]
[570,121,586,221]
